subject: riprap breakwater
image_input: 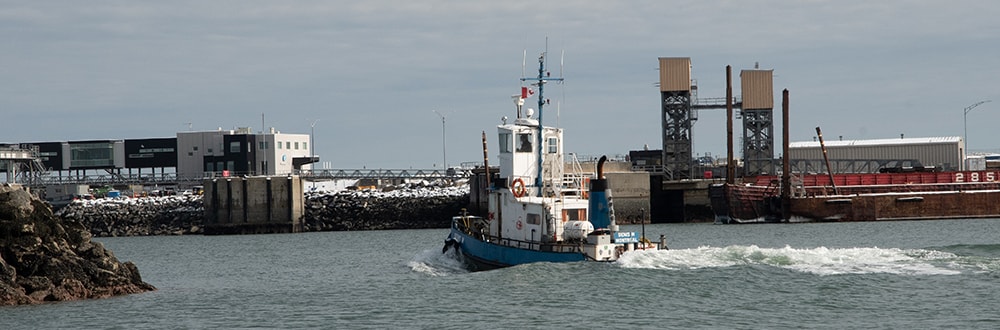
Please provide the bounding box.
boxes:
[56,181,470,237]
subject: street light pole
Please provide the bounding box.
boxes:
[963,100,991,168]
[309,119,320,158]
[309,119,319,189]
[433,110,447,169]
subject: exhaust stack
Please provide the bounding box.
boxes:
[588,156,612,229]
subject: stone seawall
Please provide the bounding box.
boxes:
[56,182,470,236]
[56,196,205,237]
[303,188,469,231]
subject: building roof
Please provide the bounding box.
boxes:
[789,136,961,149]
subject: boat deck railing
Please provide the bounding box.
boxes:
[489,236,584,254]
[453,217,584,253]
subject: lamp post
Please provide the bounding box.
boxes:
[963,100,991,168]
[309,119,319,189]
[309,119,320,159]
[433,110,447,169]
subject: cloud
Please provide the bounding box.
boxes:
[2,1,1000,163]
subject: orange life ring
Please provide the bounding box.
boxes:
[511,178,526,198]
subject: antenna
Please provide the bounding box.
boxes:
[521,49,527,80]
[556,100,561,127]
[560,49,565,78]
[520,43,563,196]
[557,48,566,126]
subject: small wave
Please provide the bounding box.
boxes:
[407,249,469,276]
[930,244,1000,258]
[615,245,999,276]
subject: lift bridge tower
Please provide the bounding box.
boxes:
[740,69,776,176]
[658,58,775,179]
[658,57,696,180]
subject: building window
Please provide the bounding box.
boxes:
[303,142,307,152]
[69,142,114,167]
[499,133,512,153]
[277,141,282,149]
[294,142,299,150]
[516,133,533,153]
[547,137,558,154]
[193,146,199,151]
[286,142,291,149]
[230,141,240,153]
[258,141,267,150]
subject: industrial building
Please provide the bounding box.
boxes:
[1,127,316,188]
[176,127,314,179]
[787,136,964,173]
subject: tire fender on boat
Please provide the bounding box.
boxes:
[442,238,459,254]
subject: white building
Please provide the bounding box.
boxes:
[177,127,314,179]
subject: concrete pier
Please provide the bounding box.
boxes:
[203,176,304,235]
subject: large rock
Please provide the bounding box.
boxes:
[0,184,156,306]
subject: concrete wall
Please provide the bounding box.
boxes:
[203,175,304,234]
[606,172,650,224]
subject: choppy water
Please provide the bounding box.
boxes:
[6,219,1000,329]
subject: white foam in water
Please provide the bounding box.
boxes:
[408,249,469,276]
[616,245,966,276]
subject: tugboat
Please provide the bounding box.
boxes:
[442,51,663,270]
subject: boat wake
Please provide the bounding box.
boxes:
[616,245,1000,276]
[407,248,470,276]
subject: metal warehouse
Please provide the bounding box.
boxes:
[787,136,963,173]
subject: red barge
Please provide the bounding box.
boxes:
[711,170,1000,223]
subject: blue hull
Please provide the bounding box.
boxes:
[447,227,586,270]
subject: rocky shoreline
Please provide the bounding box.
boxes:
[56,181,470,237]
[1,184,156,306]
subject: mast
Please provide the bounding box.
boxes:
[521,51,563,196]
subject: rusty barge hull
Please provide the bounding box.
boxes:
[788,190,1000,221]
[712,171,1000,223]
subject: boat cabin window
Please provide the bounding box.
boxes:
[547,137,558,154]
[563,209,585,221]
[517,133,533,152]
[499,133,512,153]
[527,213,540,225]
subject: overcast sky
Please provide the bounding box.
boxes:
[3,1,998,169]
